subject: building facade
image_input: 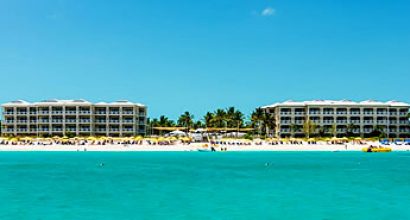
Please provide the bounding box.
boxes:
[262,100,410,138]
[1,99,147,137]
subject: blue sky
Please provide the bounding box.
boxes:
[1,0,409,120]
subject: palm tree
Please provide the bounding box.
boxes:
[263,112,275,137]
[251,108,265,137]
[213,109,227,128]
[203,112,214,128]
[303,120,317,138]
[330,123,337,138]
[178,111,194,132]
[290,123,298,138]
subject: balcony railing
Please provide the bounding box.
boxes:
[336,120,348,124]
[336,112,347,115]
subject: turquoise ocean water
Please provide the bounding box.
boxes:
[0,152,409,220]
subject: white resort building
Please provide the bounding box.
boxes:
[1,99,147,137]
[262,100,410,138]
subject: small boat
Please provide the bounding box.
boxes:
[362,147,392,152]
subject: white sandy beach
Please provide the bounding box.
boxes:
[1,143,410,152]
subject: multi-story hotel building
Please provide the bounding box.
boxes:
[262,100,410,138]
[1,99,147,137]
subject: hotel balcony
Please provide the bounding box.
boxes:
[38,119,50,124]
[95,111,107,115]
[79,128,91,132]
[79,111,91,115]
[363,120,374,124]
[280,129,290,133]
[389,112,398,116]
[17,129,28,132]
[17,120,28,124]
[65,119,77,124]
[65,111,77,115]
[109,120,120,124]
[38,111,50,115]
[17,112,28,115]
[51,119,63,123]
[294,112,305,115]
[122,111,134,115]
[336,112,347,115]
[323,120,334,125]
[399,121,409,125]
[295,120,304,125]
[350,120,361,124]
[4,112,14,115]
[109,111,120,115]
[51,128,63,132]
[376,112,388,115]
[122,128,134,132]
[51,111,63,115]
[122,120,134,124]
[336,120,348,124]
[377,121,387,125]
[399,112,407,116]
[95,120,107,124]
[66,128,76,132]
[363,112,374,115]
[5,120,14,124]
[309,112,320,115]
[280,112,291,115]
[280,120,291,125]
[29,112,37,115]
[95,128,107,132]
[79,119,91,123]
[349,111,361,115]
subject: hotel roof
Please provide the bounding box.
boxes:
[262,100,410,108]
[2,99,145,107]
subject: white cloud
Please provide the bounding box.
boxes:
[261,7,276,16]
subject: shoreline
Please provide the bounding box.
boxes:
[1,143,410,152]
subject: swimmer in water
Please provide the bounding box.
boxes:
[99,163,105,167]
